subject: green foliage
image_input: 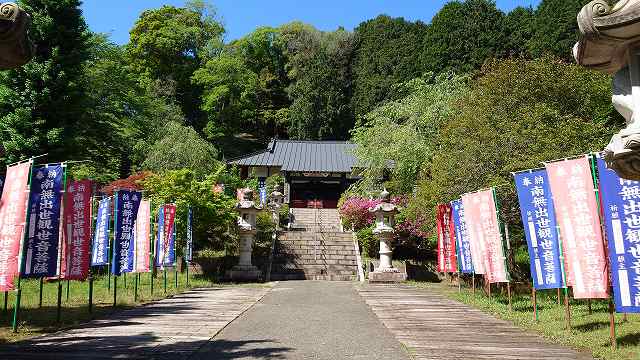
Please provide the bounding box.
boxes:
[142,122,220,178]
[351,73,469,194]
[126,1,225,125]
[141,169,237,253]
[281,23,356,140]
[0,0,90,163]
[421,0,506,74]
[351,15,427,117]
[356,225,377,259]
[502,6,535,58]
[527,0,586,61]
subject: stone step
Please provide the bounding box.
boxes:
[269,273,355,281]
[278,240,354,247]
[272,264,357,271]
[274,253,356,260]
[273,259,358,266]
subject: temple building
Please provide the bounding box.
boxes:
[229,139,360,209]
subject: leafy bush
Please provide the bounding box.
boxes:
[356,225,377,259]
[339,197,380,231]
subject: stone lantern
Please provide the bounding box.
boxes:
[573,0,640,180]
[0,3,34,70]
[227,188,263,281]
[368,189,407,283]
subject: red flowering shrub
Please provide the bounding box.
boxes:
[339,197,381,231]
[100,171,153,195]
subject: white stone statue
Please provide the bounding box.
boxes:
[574,0,640,180]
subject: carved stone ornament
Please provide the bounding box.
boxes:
[0,2,34,70]
[574,0,640,180]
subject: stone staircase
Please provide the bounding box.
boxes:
[271,208,359,281]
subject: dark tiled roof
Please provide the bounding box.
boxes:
[228,139,357,173]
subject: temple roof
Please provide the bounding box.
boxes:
[228,139,358,173]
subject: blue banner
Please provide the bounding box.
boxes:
[91,198,111,266]
[451,200,473,273]
[514,169,563,290]
[154,206,165,267]
[186,207,193,262]
[23,165,64,278]
[598,156,640,312]
[111,191,141,275]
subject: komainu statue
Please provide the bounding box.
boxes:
[0,2,33,69]
[574,0,640,180]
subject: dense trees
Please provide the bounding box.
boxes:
[351,15,427,118]
[0,0,89,163]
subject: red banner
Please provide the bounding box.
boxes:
[135,200,151,273]
[162,204,176,265]
[462,189,509,283]
[436,204,457,273]
[60,180,92,280]
[0,162,31,291]
[546,157,609,299]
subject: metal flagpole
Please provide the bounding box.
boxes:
[150,201,155,297]
[134,272,139,302]
[12,158,34,332]
[88,194,96,314]
[532,286,538,322]
[3,291,7,313]
[56,163,69,325]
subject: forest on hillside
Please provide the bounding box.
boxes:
[0,0,625,262]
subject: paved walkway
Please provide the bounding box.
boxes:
[194,281,409,359]
[0,286,271,359]
[357,284,593,360]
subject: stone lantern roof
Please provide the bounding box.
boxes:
[369,189,400,214]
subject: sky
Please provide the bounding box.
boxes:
[81,0,541,45]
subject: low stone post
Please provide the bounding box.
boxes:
[368,189,407,283]
[227,189,263,281]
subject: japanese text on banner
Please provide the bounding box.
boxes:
[514,170,564,290]
[0,162,31,291]
[61,180,92,280]
[23,165,64,279]
[451,200,474,274]
[111,191,141,275]
[598,156,640,311]
[436,204,457,273]
[546,157,609,299]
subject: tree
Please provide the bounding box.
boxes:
[420,57,622,228]
[421,0,506,74]
[502,6,535,58]
[281,23,356,140]
[0,0,90,163]
[527,0,586,61]
[142,121,220,178]
[142,169,237,252]
[351,15,428,118]
[127,1,225,127]
[351,73,469,194]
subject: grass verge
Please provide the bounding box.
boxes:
[0,271,251,342]
[407,280,639,360]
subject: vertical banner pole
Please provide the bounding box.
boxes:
[124,272,127,289]
[186,260,189,287]
[150,201,155,297]
[457,272,461,293]
[12,159,34,332]
[88,270,93,314]
[610,294,617,349]
[532,286,538,322]
[163,268,167,293]
[134,272,139,302]
[564,289,572,330]
[557,288,561,306]
[3,291,7,314]
[507,282,512,312]
[113,275,117,307]
[472,275,475,296]
[38,278,43,307]
[57,164,69,325]
[588,299,592,315]
[173,223,177,289]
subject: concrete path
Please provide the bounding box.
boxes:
[358,284,593,360]
[194,281,410,360]
[0,286,271,360]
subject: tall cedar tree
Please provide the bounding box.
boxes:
[421,0,506,74]
[351,15,428,118]
[0,0,90,163]
[527,0,587,61]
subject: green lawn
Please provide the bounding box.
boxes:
[408,280,639,360]
[0,270,221,342]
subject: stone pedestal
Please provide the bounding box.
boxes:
[368,231,406,283]
[227,230,261,281]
